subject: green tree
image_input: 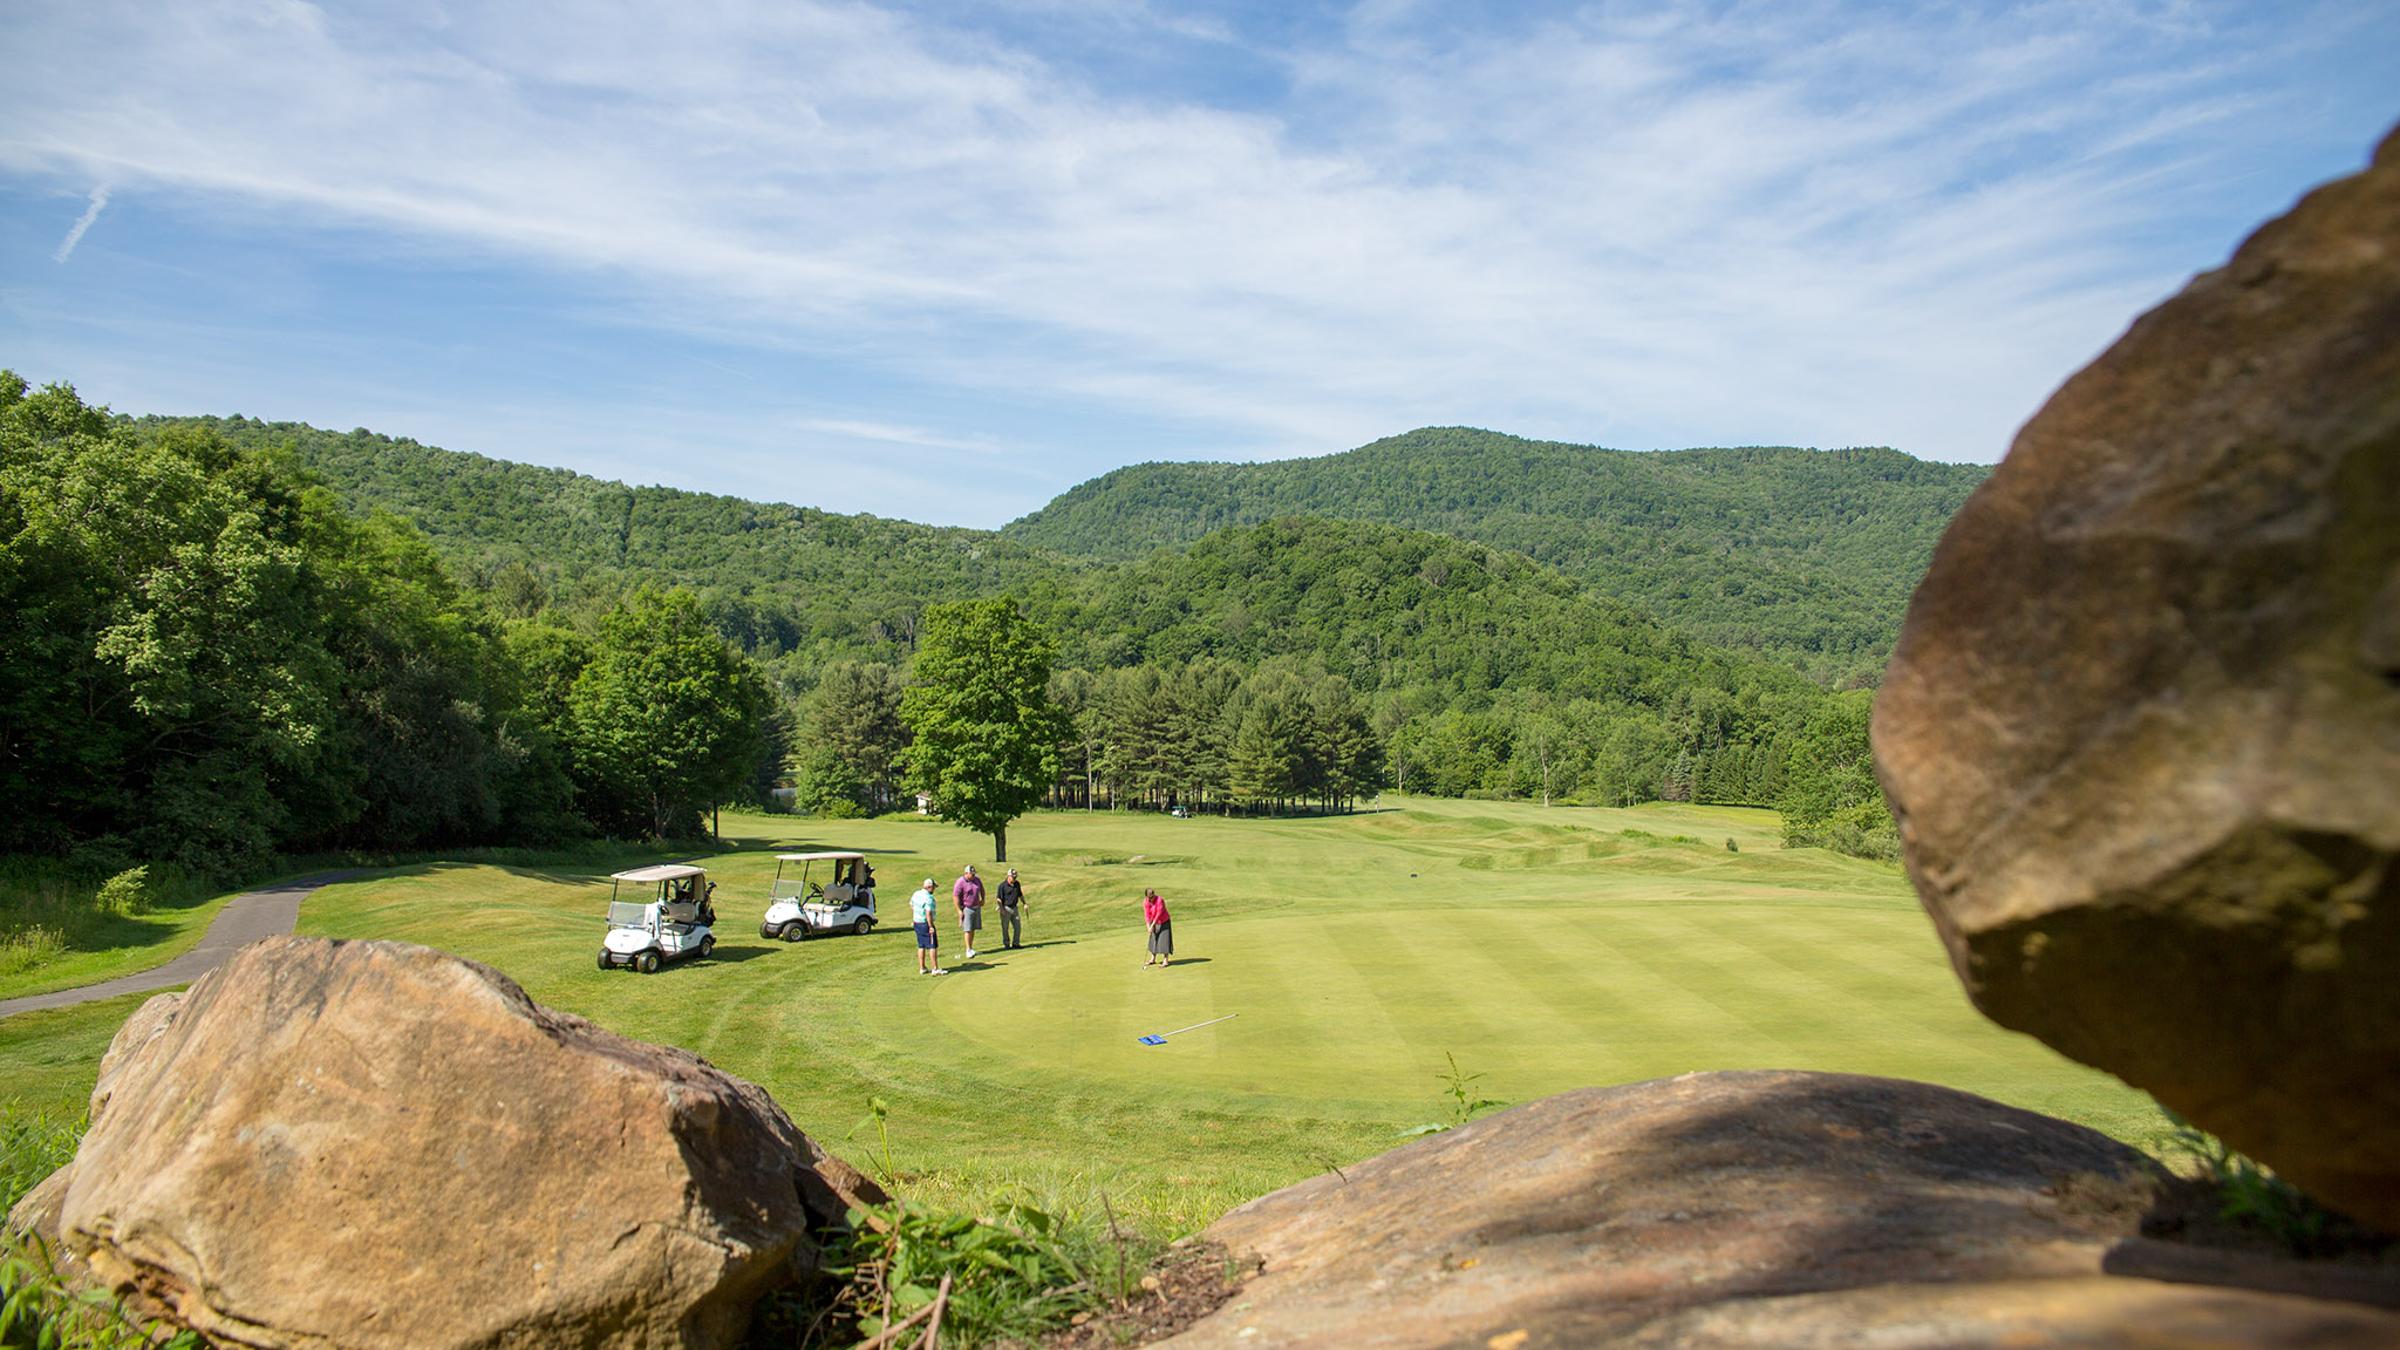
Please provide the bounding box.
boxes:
[789,742,866,818]
[564,588,771,838]
[1777,689,1897,860]
[801,662,908,813]
[899,598,1061,861]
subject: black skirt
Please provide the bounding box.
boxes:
[1147,921,1174,956]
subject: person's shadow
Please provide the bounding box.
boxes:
[1164,957,1211,967]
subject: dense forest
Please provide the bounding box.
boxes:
[0,388,1902,878]
[1006,427,1988,682]
[155,415,1059,679]
[1,378,769,873]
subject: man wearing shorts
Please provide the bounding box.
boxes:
[911,878,946,975]
[953,864,986,959]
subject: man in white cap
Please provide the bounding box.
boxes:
[910,877,945,975]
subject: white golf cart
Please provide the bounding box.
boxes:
[598,863,717,973]
[760,851,878,941]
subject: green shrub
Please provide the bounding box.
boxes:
[2157,1111,2364,1258]
[762,1192,1152,1348]
[92,870,153,918]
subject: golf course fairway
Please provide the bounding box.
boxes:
[0,797,2170,1236]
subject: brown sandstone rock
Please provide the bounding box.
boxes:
[1872,126,2400,1227]
[12,935,882,1350]
[87,987,182,1122]
[1160,1072,2400,1348]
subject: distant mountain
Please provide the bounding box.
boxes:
[145,416,1064,665]
[138,416,1811,714]
[1005,427,1989,681]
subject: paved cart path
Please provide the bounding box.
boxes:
[0,871,363,1020]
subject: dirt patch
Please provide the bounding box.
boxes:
[1045,1241,1256,1349]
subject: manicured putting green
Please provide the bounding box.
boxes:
[934,905,2099,1120]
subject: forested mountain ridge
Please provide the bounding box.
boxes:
[1005,427,1989,681]
[143,416,1065,661]
[147,416,1815,706]
[97,407,1889,845]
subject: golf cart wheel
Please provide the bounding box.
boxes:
[785,921,807,941]
[596,948,612,971]
[636,950,661,975]
[760,922,777,940]
[852,917,873,936]
[698,935,716,960]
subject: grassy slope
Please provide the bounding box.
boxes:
[0,800,2163,1237]
[0,891,243,1003]
[0,991,156,1120]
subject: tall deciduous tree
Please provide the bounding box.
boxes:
[1776,689,1896,858]
[900,598,1061,861]
[565,588,770,838]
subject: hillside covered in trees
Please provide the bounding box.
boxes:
[1006,427,1988,681]
[74,401,1896,861]
[2,380,773,872]
[159,415,1062,672]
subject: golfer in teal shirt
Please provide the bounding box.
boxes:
[910,880,946,975]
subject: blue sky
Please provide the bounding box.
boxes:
[3,1,2395,527]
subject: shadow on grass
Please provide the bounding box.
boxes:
[1164,957,1212,967]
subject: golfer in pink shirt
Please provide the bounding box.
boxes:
[954,865,986,959]
[1142,888,1173,968]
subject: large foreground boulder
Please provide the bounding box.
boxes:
[7,936,882,1349]
[1872,127,2400,1226]
[1161,1073,2400,1347]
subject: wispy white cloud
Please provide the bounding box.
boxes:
[1,0,2392,503]
[51,185,109,262]
[787,417,1007,456]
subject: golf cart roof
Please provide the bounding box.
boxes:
[775,851,867,862]
[611,864,708,883]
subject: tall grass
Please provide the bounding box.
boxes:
[0,860,207,979]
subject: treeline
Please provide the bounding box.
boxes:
[790,657,1387,818]
[1051,659,1383,814]
[1384,699,1789,807]
[0,377,771,873]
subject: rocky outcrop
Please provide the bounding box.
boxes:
[1160,1072,2400,1347]
[7,936,882,1350]
[1873,126,2400,1226]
